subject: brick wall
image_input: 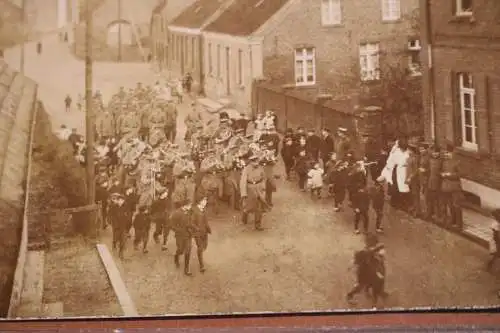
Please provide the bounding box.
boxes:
[260,0,419,92]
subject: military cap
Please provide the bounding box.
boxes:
[235,128,244,134]
[338,127,348,133]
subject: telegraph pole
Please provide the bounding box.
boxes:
[85,0,95,216]
[117,0,122,62]
[20,0,26,73]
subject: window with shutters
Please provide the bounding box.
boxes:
[359,43,380,81]
[458,72,478,150]
[321,0,342,26]
[208,43,213,74]
[455,0,472,16]
[294,47,316,86]
[381,0,401,21]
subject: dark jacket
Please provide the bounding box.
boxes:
[441,154,461,193]
[428,155,442,191]
[353,189,370,212]
[320,135,335,160]
[369,184,385,211]
[294,151,310,175]
[281,140,296,164]
[305,134,321,159]
[335,137,351,161]
[169,208,193,236]
[191,206,211,237]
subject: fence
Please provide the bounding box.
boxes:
[252,81,361,136]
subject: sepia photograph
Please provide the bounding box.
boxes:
[0,0,499,321]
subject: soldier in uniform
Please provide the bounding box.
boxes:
[440,144,463,228]
[164,99,178,142]
[184,102,203,142]
[335,127,351,161]
[172,153,197,207]
[170,199,194,276]
[96,109,116,140]
[109,192,128,259]
[417,143,430,218]
[133,205,151,253]
[119,106,141,139]
[240,154,267,230]
[151,187,171,249]
[191,196,212,273]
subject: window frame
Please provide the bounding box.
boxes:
[359,43,380,82]
[455,0,473,17]
[381,0,401,22]
[321,0,342,26]
[458,72,478,150]
[294,47,316,86]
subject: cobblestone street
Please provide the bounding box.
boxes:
[6,36,500,316]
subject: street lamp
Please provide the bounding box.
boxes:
[85,0,95,211]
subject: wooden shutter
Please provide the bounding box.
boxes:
[476,74,490,153]
[442,70,456,144]
[487,76,500,155]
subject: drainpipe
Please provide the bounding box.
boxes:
[423,0,436,141]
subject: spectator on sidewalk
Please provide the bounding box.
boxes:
[65,94,72,112]
[440,143,463,229]
[426,144,442,222]
[486,208,500,273]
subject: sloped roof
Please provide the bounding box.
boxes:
[170,0,225,29]
[204,0,291,36]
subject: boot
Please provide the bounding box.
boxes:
[198,250,205,273]
[174,254,180,268]
[184,255,192,276]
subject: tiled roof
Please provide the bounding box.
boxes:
[170,0,225,29]
[204,0,291,36]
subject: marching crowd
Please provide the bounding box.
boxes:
[53,73,483,308]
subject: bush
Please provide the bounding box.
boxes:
[30,103,88,235]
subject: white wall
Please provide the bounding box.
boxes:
[202,31,263,110]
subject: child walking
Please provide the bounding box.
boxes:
[352,186,370,234]
[307,162,324,199]
[370,178,386,233]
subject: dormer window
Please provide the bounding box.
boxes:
[408,39,421,51]
[455,0,472,16]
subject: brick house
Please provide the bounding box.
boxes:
[166,0,234,92]
[421,0,500,209]
[150,0,198,72]
[200,0,419,113]
[201,0,292,111]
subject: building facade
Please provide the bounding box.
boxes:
[201,0,419,112]
[421,0,500,209]
[150,0,198,72]
[166,0,233,92]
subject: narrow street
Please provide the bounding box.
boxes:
[7,36,500,316]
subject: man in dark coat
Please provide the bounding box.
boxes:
[108,193,128,259]
[151,188,171,249]
[170,200,194,276]
[305,129,321,161]
[191,196,212,273]
[133,206,151,253]
[281,136,295,180]
[335,127,351,161]
[320,128,335,167]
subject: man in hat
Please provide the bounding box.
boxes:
[335,127,351,161]
[426,144,443,221]
[172,154,197,208]
[108,192,128,259]
[164,99,178,142]
[184,102,203,142]
[305,129,321,162]
[320,128,335,167]
[170,199,194,276]
[191,196,212,273]
[151,186,171,249]
[133,205,152,253]
[96,107,116,142]
[240,153,267,230]
[233,111,250,136]
[440,143,463,228]
[281,135,296,181]
[417,142,431,218]
[118,106,141,139]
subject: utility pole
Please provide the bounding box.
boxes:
[85,0,96,234]
[117,0,122,62]
[20,0,26,73]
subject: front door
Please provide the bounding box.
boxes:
[225,47,230,96]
